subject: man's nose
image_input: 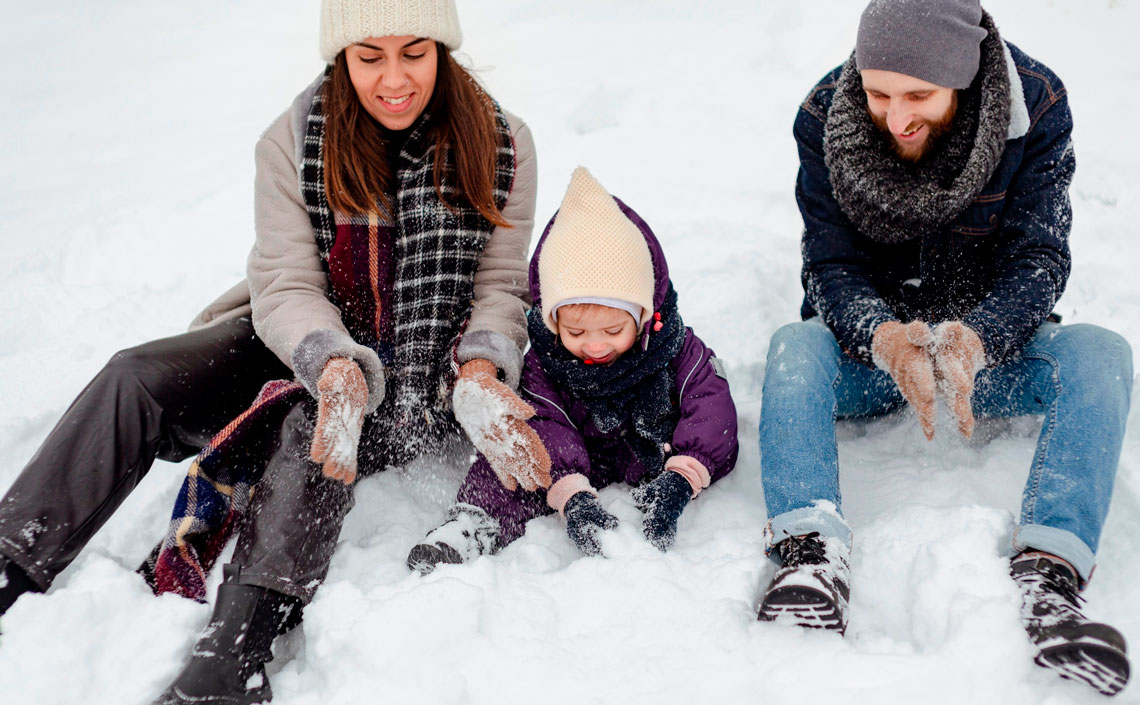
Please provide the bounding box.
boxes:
[886,100,914,134]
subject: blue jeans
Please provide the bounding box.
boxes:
[759,319,1132,582]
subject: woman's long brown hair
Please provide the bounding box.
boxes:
[322,43,510,227]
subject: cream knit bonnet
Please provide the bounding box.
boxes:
[539,167,656,334]
[320,0,463,64]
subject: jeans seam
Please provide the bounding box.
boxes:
[828,354,843,511]
[1021,350,1061,527]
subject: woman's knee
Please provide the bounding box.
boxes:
[101,340,178,392]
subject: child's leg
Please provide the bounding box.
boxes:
[456,456,552,548]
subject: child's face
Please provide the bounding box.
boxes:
[556,304,638,365]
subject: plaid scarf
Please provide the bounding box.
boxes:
[142,76,517,600]
[526,285,685,475]
[141,380,308,601]
[302,68,516,462]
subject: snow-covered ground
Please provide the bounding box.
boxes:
[2,1,1139,703]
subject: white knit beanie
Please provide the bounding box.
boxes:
[539,167,656,334]
[320,0,463,64]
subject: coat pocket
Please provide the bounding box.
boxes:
[950,192,1006,238]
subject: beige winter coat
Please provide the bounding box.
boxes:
[189,78,537,407]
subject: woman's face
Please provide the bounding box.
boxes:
[345,36,438,131]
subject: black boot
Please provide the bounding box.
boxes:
[757,533,851,634]
[0,553,41,617]
[406,504,500,575]
[153,566,301,705]
[1011,551,1130,696]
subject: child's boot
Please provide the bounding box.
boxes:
[1011,551,1129,696]
[757,532,850,633]
[407,504,500,575]
[152,565,301,705]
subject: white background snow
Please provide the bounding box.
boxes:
[2,1,1139,703]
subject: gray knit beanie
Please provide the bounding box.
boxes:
[855,0,988,89]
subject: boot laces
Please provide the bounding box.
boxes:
[1016,559,1085,626]
[780,533,829,567]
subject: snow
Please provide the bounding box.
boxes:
[1,1,1139,704]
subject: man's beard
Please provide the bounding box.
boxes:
[870,92,958,163]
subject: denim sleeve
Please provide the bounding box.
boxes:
[796,105,897,366]
[963,92,1074,365]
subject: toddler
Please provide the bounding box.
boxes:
[408,167,739,571]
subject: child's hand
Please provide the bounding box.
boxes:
[453,359,552,491]
[633,470,693,551]
[564,492,619,556]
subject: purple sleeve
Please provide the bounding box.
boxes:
[670,329,739,482]
[518,350,592,485]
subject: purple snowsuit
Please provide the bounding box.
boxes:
[456,197,739,547]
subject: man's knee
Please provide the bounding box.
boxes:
[1040,324,1132,393]
[765,320,840,381]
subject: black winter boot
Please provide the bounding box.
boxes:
[757,533,851,634]
[0,553,41,617]
[407,504,500,575]
[1011,551,1130,696]
[152,566,302,705]
[564,492,619,556]
[632,471,693,552]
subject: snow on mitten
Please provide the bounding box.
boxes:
[564,491,619,556]
[310,357,368,484]
[453,359,552,491]
[871,320,938,439]
[632,470,693,552]
[932,321,986,439]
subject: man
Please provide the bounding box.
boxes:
[756,0,1132,696]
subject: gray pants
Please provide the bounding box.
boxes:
[230,400,357,604]
[0,317,289,589]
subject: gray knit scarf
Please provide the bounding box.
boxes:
[300,69,516,464]
[824,12,1010,244]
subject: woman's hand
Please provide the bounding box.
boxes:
[310,357,368,484]
[453,359,552,491]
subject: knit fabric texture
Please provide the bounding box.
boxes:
[827,12,1009,244]
[538,167,655,333]
[856,0,987,89]
[320,0,462,63]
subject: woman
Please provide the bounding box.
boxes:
[2,0,535,701]
[148,2,538,703]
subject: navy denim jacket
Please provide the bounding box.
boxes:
[796,42,1075,366]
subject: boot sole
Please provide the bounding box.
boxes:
[154,683,272,705]
[406,542,463,575]
[757,586,847,634]
[1037,642,1130,696]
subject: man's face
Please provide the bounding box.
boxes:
[861,69,958,162]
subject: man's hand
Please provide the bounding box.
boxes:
[453,359,552,492]
[872,320,937,440]
[932,321,986,439]
[310,357,369,484]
